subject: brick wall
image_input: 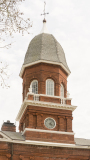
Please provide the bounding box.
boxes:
[19,105,74,144]
[0,142,90,160]
[24,130,75,144]
[22,63,68,100]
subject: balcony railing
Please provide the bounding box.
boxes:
[60,98,66,104]
[27,92,71,105]
[33,94,39,101]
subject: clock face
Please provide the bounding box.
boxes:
[44,118,56,129]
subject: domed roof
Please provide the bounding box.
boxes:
[24,33,70,73]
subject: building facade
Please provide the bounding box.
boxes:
[0,19,90,160]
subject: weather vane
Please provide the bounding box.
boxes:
[41,1,49,21]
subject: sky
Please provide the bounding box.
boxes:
[0,0,90,139]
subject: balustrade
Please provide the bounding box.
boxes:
[27,92,71,105]
[33,94,39,101]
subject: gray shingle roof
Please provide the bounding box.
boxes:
[1,131,90,147]
[1,131,25,141]
[24,33,70,73]
[75,138,90,146]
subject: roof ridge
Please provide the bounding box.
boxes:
[55,39,70,72]
[51,35,59,62]
[1,131,12,140]
[40,33,43,60]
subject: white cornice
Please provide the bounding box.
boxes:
[19,60,71,78]
[0,138,90,149]
[22,128,74,136]
[16,99,77,121]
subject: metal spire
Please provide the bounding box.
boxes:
[41,1,49,22]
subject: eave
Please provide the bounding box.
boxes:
[0,138,90,149]
[19,60,71,78]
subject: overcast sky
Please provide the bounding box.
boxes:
[0,0,90,139]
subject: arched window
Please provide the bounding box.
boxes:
[60,83,64,97]
[46,79,54,96]
[30,80,38,94]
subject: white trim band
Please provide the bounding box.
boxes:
[22,128,75,136]
[0,139,90,149]
[19,60,71,78]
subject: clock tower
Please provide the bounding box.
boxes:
[16,19,76,144]
[0,4,90,158]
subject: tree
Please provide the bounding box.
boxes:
[0,0,32,87]
[0,0,32,46]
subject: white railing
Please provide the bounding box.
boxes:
[27,92,71,104]
[33,94,39,101]
[60,98,66,104]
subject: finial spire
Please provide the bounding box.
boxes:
[41,1,49,22]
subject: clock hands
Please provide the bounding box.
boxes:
[49,122,53,126]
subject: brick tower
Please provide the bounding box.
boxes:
[0,18,90,160]
[16,19,76,144]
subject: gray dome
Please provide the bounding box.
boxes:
[24,33,70,73]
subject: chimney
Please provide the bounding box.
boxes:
[1,120,16,132]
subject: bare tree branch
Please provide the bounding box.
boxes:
[0,43,11,48]
[0,0,32,87]
[0,0,32,37]
[0,62,10,88]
